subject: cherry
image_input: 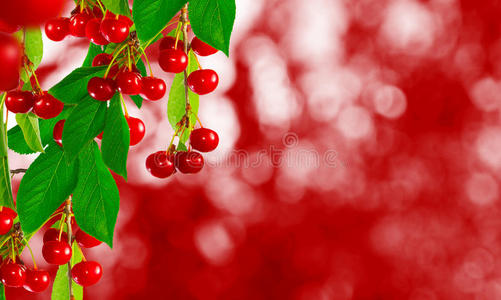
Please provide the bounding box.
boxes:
[118,15,133,28]
[53,120,65,147]
[159,36,184,51]
[88,77,116,101]
[71,261,103,287]
[0,209,14,235]
[191,37,218,56]
[23,269,50,293]
[175,151,205,174]
[42,240,72,265]
[43,228,68,244]
[190,128,219,152]
[86,18,109,45]
[116,70,142,95]
[0,263,26,287]
[5,91,35,113]
[2,207,17,219]
[126,116,146,146]
[92,6,104,19]
[0,33,21,91]
[92,53,113,67]
[187,69,219,95]
[45,17,70,42]
[75,230,102,248]
[100,18,129,43]
[158,49,188,73]
[141,77,166,101]
[0,20,20,33]
[69,12,92,37]
[146,151,176,178]
[0,0,66,26]
[33,93,64,119]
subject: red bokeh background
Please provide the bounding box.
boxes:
[6,0,501,299]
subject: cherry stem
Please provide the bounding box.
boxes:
[0,236,11,251]
[76,243,87,262]
[20,238,37,270]
[144,19,180,49]
[65,198,74,298]
[58,211,66,241]
[10,238,15,262]
[105,44,128,78]
[25,62,42,93]
[119,93,129,117]
[95,0,105,15]
[138,46,154,76]
[167,126,182,153]
[195,114,204,128]
[192,53,203,70]
[127,46,132,71]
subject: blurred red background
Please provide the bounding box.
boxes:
[7,0,501,299]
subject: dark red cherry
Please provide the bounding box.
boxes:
[146,151,176,178]
[69,12,92,37]
[0,33,21,91]
[175,151,204,174]
[92,53,113,67]
[191,37,218,56]
[158,49,188,73]
[126,116,146,146]
[159,36,183,51]
[87,77,116,101]
[43,228,68,244]
[0,0,66,27]
[187,69,219,95]
[42,240,72,265]
[0,20,20,34]
[100,18,129,43]
[92,6,104,19]
[85,18,109,45]
[53,120,65,147]
[0,263,26,287]
[33,93,64,119]
[45,17,70,42]
[2,207,17,219]
[23,269,50,293]
[5,91,35,113]
[71,261,102,287]
[0,209,14,235]
[75,230,102,248]
[141,77,166,101]
[118,15,133,28]
[190,128,219,152]
[116,70,142,95]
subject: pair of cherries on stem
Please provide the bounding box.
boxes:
[0,260,50,293]
[4,90,64,119]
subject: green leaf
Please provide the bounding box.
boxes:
[0,285,5,300]
[167,51,199,143]
[25,28,44,68]
[73,142,119,247]
[101,0,131,17]
[51,243,83,300]
[49,66,107,104]
[15,113,44,153]
[132,0,188,43]
[62,97,107,162]
[188,0,236,56]
[17,144,79,235]
[0,105,14,209]
[82,43,104,67]
[177,142,188,151]
[101,95,129,179]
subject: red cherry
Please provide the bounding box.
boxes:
[87,77,116,101]
[159,36,184,51]
[0,33,21,91]
[43,228,68,244]
[0,209,14,235]
[158,49,188,73]
[191,37,218,56]
[42,240,72,265]
[33,93,64,119]
[92,53,113,67]
[146,151,176,178]
[71,261,102,287]
[100,18,129,43]
[126,116,146,146]
[85,18,109,45]
[0,20,20,33]
[45,18,70,42]
[69,12,92,37]
[141,77,166,101]
[175,151,205,174]
[116,70,142,95]
[5,91,35,113]
[53,120,65,147]
[23,269,50,293]
[75,230,102,248]
[2,207,17,219]
[0,263,26,287]
[187,69,219,95]
[118,15,133,28]
[0,0,66,26]
[190,128,219,152]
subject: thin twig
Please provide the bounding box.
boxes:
[65,198,73,300]
[10,169,28,174]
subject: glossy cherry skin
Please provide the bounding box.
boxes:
[42,240,72,265]
[88,77,116,101]
[53,120,65,147]
[92,53,113,67]
[187,69,219,95]
[5,91,35,113]
[43,228,68,244]
[116,70,142,95]
[126,116,146,146]
[33,93,64,119]
[45,17,70,42]
[100,18,129,43]
[175,151,205,174]
[0,209,14,235]
[2,207,17,219]
[85,18,109,45]
[71,261,102,287]
[141,77,166,101]
[159,36,184,51]
[158,49,188,73]
[23,269,50,293]
[0,33,21,91]
[146,151,176,178]
[190,128,219,152]
[75,230,102,248]
[0,0,66,26]
[0,263,26,287]
[191,37,218,56]
[69,12,92,37]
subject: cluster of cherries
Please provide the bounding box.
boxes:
[4,89,64,120]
